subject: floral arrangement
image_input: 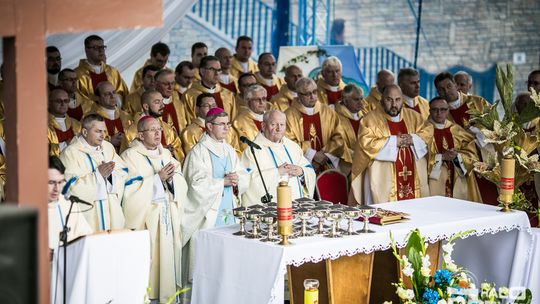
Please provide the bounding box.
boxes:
[470,64,540,221]
[387,229,532,304]
[278,49,329,73]
[144,286,189,304]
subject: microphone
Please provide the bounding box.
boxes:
[239,136,261,150]
[66,195,93,206]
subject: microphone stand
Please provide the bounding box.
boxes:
[250,145,273,204]
[59,199,75,304]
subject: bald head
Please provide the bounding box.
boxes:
[262,110,286,143]
[140,89,164,117]
[376,69,395,93]
[380,84,402,117]
[284,65,303,91]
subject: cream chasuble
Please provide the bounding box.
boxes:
[75,59,129,103]
[60,136,127,231]
[181,133,249,282]
[120,115,184,162]
[284,100,346,167]
[48,195,93,250]
[241,133,316,206]
[182,82,238,121]
[350,107,432,204]
[428,119,482,202]
[121,140,188,301]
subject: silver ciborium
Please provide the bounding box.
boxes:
[325,210,344,238]
[245,209,265,239]
[296,207,314,237]
[342,206,361,235]
[260,213,279,242]
[358,206,377,233]
[232,206,249,236]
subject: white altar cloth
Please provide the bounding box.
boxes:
[191,197,533,304]
[51,230,151,304]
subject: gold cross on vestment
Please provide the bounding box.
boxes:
[399,165,412,181]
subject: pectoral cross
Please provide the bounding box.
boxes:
[399,166,412,181]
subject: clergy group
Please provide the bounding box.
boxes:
[23,33,540,303]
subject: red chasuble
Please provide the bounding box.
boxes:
[434,127,456,197]
[261,84,279,100]
[89,71,108,94]
[302,112,324,152]
[213,92,224,109]
[67,105,84,121]
[219,81,237,94]
[325,90,342,105]
[55,127,75,144]
[387,120,415,200]
[349,119,361,137]
[162,103,180,133]
[103,117,124,136]
[405,103,421,114]
[449,102,471,129]
[253,119,262,131]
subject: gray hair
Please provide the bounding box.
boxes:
[81,113,104,130]
[342,83,363,98]
[244,84,267,101]
[322,56,342,71]
[263,109,285,123]
[454,70,472,84]
[295,77,316,92]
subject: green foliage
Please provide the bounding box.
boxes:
[495,64,514,121]
[513,288,533,304]
[278,49,329,73]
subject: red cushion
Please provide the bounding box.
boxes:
[317,170,348,204]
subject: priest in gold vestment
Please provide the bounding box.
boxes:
[183,56,237,120]
[398,68,430,120]
[230,36,259,78]
[364,69,395,112]
[270,65,303,112]
[215,47,238,94]
[316,56,346,108]
[121,116,188,302]
[427,97,481,202]
[156,69,190,135]
[58,68,93,121]
[120,90,184,162]
[130,42,170,93]
[48,89,82,156]
[349,85,432,204]
[232,84,267,151]
[75,35,129,104]
[123,65,159,117]
[254,53,285,100]
[285,78,346,173]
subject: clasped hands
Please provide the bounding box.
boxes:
[158,162,176,182]
[224,172,239,187]
[278,163,303,177]
[442,149,458,161]
[397,134,413,148]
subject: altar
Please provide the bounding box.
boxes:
[190,197,533,304]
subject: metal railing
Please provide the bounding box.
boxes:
[191,0,275,55]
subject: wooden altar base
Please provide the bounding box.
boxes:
[287,241,442,304]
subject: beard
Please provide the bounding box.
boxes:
[148,109,162,118]
[385,106,402,117]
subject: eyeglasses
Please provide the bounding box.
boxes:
[141,128,163,133]
[297,90,318,97]
[210,122,232,128]
[86,45,107,51]
[430,108,449,113]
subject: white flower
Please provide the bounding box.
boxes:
[401,255,414,277]
[446,262,458,272]
[453,296,466,304]
[481,282,491,292]
[437,300,447,304]
[421,267,431,277]
[382,301,393,304]
[498,287,509,298]
[442,243,454,255]
[404,289,414,300]
[422,254,431,268]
